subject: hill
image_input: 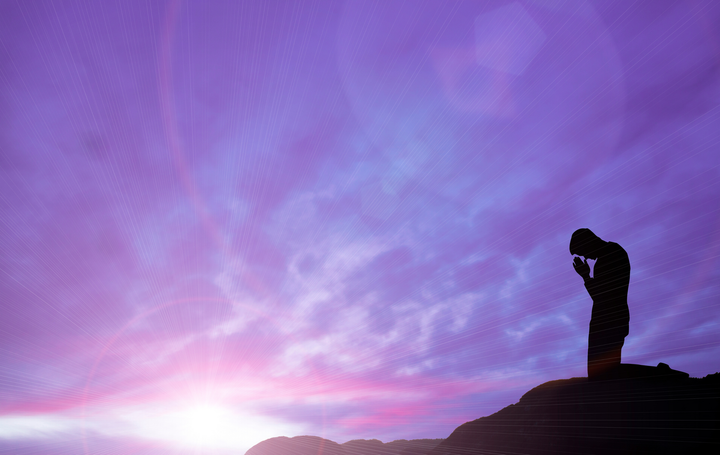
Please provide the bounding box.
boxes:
[429,364,719,455]
[246,364,719,455]
[245,435,444,455]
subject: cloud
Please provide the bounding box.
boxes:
[1,0,720,451]
[0,415,74,440]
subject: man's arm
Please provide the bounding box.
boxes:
[574,256,602,298]
[573,256,591,281]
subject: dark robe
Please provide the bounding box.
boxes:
[583,242,630,378]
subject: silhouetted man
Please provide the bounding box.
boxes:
[570,228,630,379]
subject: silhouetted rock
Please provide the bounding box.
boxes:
[429,365,719,455]
[246,436,443,455]
[343,438,443,455]
[246,436,346,455]
[246,365,718,455]
[394,439,444,455]
[341,438,387,455]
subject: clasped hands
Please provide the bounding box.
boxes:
[573,256,591,279]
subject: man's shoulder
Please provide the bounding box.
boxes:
[607,241,626,253]
[604,242,629,261]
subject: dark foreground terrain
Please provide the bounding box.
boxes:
[247,364,719,455]
[429,364,719,455]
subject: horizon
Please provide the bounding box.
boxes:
[1,1,719,454]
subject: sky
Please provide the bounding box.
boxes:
[1,0,719,453]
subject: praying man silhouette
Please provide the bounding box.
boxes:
[570,228,630,379]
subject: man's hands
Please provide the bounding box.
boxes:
[573,256,591,279]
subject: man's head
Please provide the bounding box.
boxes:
[569,228,606,259]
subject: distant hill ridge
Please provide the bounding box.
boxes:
[246,365,719,455]
[246,436,444,455]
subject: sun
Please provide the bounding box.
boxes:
[175,403,232,448]
[114,400,305,453]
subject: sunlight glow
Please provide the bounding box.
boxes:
[115,402,305,452]
[1,401,306,454]
[175,404,234,448]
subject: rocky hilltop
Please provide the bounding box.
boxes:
[247,364,719,455]
[429,364,719,455]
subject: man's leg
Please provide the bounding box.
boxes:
[588,331,624,379]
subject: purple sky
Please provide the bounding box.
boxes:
[1,0,719,453]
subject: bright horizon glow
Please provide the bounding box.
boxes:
[0,401,306,453]
[112,402,306,452]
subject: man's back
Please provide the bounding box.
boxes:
[586,242,630,332]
